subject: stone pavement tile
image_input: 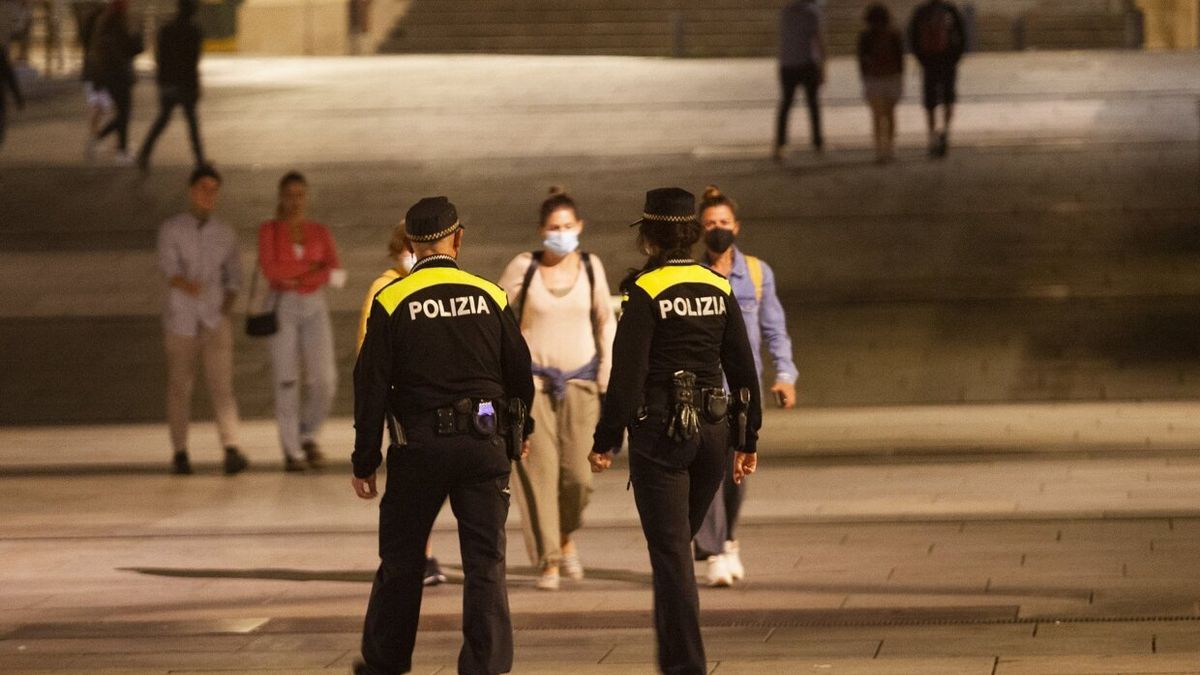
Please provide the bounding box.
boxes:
[604,637,881,664]
[712,656,997,674]
[0,650,349,670]
[877,629,1149,658]
[0,635,257,654]
[239,632,359,652]
[994,653,1200,674]
[839,594,1013,609]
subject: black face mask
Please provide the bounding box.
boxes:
[704,228,736,254]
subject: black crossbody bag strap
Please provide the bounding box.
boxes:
[515,251,543,326]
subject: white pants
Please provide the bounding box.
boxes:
[269,291,337,459]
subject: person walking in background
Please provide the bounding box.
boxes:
[258,171,341,472]
[355,222,446,588]
[499,187,616,591]
[75,0,113,159]
[693,185,798,588]
[0,39,23,150]
[157,164,248,476]
[136,0,205,171]
[590,187,761,675]
[773,0,825,161]
[858,3,905,163]
[88,0,142,164]
[908,0,965,158]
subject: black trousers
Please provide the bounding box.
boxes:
[138,86,204,166]
[775,63,823,149]
[921,60,959,111]
[96,79,133,151]
[628,415,730,675]
[360,424,514,675]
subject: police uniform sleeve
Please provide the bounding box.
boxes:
[352,299,393,478]
[721,292,763,453]
[593,283,655,454]
[498,302,535,436]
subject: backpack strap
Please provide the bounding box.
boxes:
[745,254,764,303]
[515,250,543,326]
[516,250,602,355]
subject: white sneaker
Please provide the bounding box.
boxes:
[706,555,733,587]
[536,569,560,591]
[561,551,584,580]
[113,150,135,166]
[723,540,745,581]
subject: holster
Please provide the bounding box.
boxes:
[505,398,527,462]
[666,370,700,443]
[730,387,751,451]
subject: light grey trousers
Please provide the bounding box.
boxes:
[269,290,337,460]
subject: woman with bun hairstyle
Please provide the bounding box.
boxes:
[498,187,617,591]
[694,185,798,587]
[258,171,342,472]
[591,187,760,675]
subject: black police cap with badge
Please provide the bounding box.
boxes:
[631,187,697,227]
[405,196,463,242]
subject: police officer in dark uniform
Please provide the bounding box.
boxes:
[352,196,535,675]
[590,187,762,675]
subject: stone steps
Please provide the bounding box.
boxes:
[380,0,1133,56]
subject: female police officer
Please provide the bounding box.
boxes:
[590,187,762,675]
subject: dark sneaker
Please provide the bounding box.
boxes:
[172,451,193,475]
[302,440,326,469]
[223,446,249,475]
[284,456,307,473]
[423,557,447,586]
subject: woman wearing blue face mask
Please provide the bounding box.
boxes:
[499,186,617,591]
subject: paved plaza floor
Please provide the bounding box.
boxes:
[4,50,1200,673]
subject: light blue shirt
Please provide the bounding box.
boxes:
[726,247,798,385]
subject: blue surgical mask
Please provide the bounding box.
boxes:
[543,230,580,256]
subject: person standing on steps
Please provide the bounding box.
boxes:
[157,164,248,476]
[257,171,341,472]
[136,0,206,172]
[773,0,826,161]
[908,0,966,158]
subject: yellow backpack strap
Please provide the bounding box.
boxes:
[745,255,763,303]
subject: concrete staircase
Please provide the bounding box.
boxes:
[379,0,1135,57]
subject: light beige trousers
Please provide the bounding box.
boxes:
[512,382,599,568]
[164,317,240,453]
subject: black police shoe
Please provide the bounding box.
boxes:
[223,446,249,475]
[424,557,447,586]
[172,451,193,475]
[302,440,326,469]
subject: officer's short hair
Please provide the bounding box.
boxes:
[189,164,222,187]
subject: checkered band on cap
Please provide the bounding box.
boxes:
[640,212,696,223]
[406,220,461,242]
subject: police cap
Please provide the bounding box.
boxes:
[631,187,697,227]
[405,196,462,242]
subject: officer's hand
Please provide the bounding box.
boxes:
[351,474,378,500]
[519,439,530,461]
[732,452,757,485]
[770,382,796,409]
[588,451,613,473]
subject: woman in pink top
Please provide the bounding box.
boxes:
[499,187,616,590]
[257,171,341,472]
